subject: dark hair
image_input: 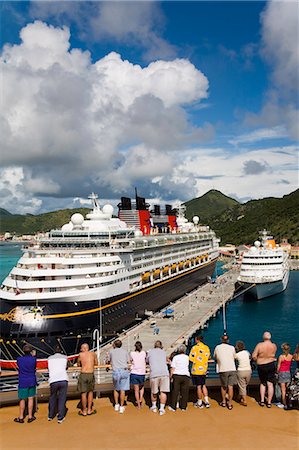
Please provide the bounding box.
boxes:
[54,345,64,354]
[114,339,122,348]
[23,344,32,355]
[221,335,229,343]
[235,341,245,352]
[195,335,203,342]
[135,341,142,352]
[154,340,163,349]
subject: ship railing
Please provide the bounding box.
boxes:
[0,361,263,396]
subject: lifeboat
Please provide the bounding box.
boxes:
[153,269,161,280]
[141,272,150,283]
[196,256,200,264]
[171,263,177,273]
[178,261,184,270]
[185,260,191,268]
[163,266,169,275]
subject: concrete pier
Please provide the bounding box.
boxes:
[97,267,239,360]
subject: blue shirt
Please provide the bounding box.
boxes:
[17,355,37,388]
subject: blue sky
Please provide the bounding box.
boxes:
[0,1,298,214]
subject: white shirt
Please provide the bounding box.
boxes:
[214,343,236,372]
[48,353,68,384]
[235,350,251,371]
[171,354,190,376]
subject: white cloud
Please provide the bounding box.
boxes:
[30,1,176,62]
[229,126,288,146]
[0,21,210,213]
[248,1,299,140]
[174,145,298,201]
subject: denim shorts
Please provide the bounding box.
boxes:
[130,373,145,385]
[278,371,291,383]
[112,368,130,391]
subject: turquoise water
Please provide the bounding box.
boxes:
[1,243,298,352]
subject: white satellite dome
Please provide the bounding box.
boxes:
[254,240,261,248]
[61,223,73,232]
[102,204,114,216]
[134,230,143,237]
[193,216,199,225]
[71,213,84,226]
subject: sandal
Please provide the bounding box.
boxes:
[14,418,24,423]
[266,403,272,408]
[258,401,265,407]
[227,404,233,410]
[87,410,97,415]
[78,410,87,416]
[219,402,227,407]
[28,417,36,423]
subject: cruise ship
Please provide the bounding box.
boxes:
[0,193,219,367]
[236,230,289,300]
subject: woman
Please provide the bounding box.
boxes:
[293,343,299,369]
[169,344,190,411]
[130,341,146,409]
[235,341,252,406]
[277,343,293,408]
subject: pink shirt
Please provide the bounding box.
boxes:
[130,351,146,375]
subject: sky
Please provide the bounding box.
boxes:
[0,0,298,214]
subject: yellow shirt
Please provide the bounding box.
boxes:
[189,342,210,375]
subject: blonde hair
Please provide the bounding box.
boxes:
[281,342,290,354]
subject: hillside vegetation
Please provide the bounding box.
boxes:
[0,208,89,235]
[1,189,298,245]
[185,189,299,245]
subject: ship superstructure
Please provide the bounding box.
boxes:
[0,193,219,366]
[236,230,289,300]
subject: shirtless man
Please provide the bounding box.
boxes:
[252,331,277,408]
[77,343,98,416]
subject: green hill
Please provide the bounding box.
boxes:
[0,208,89,235]
[184,189,239,221]
[208,189,299,245]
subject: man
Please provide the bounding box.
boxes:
[108,339,130,414]
[189,335,211,408]
[77,343,98,416]
[147,340,170,416]
[213,335,236,410]
[14,344,37,423]
[252,331,277,408]
[47,345,68,423]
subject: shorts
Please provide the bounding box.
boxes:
[150,376,170,394]
[130,373,145,385]
[192,375,206,386]
[257,362,276,386]
[219,371,237,388]
[278,371,291,384]
[77,373,95,393]
[112,368,130,391]
[18,386,36,399]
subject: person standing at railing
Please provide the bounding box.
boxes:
[108,339,130,414]
[252,331,277,408]
[77,343,98,416]
[47,345,68,423]
[14,344,37,424]
[130,341,146,409]
[277,343,293,409]
[168,344,190,411]
[234,341,252,407]
[189,335,211,409]
[147,340,170,416]
[214,335,237,410]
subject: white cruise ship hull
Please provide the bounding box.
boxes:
[238,269,289,300]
